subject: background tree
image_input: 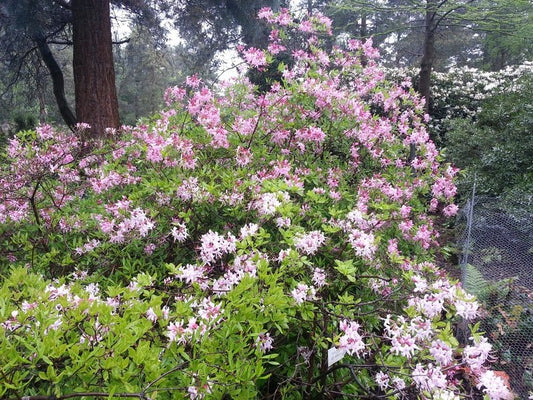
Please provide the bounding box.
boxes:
[72,0,119,136]
[324,0,533,115]
[0,0,76,129]
[478,0,533,70]
[0,0,165,135]
[169,1,289,70]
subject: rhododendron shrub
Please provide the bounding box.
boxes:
[0,10,511,400]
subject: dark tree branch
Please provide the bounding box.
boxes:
[31,31,77,129]
[1,46,38,97]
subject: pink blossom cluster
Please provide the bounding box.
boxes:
[242,47,268,68]
[477,371,513,400]
[212,252,264,294]
[199,230,236,264]
[412,363,447,392]
[254,191,288,216]
[293,230,326,255]
[290,283,316,305]
[338,319,366,357]
[347,229,376,259]
[95,205,155,244]
[256,332,274,353]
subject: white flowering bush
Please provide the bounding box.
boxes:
[0,9,514,400]
[385,62,533,141]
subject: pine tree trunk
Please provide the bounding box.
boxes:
[72,0,119,137]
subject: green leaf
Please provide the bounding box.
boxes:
[334,259,356,282]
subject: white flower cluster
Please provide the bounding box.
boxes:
[383,62,533,135]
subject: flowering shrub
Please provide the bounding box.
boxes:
[445,73,533,200]
[385,62,533,141]
[0,9,513,400]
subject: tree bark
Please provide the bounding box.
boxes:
[72,0,119,137]
[418,0,437,115]
[360,12,367,38]
[32,31,77,129]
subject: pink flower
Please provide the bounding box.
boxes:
[412,363,447,392]
[236,146,252,166]
[390,332,419,358]
[167,320,186,343]
[255,192,282,216]
[176,264,205,285]
[164,86,186,106]
[242,47,267,68]
[291,283,316,304]
[312,267,326,287]
[477,371,513,400]
[256,332,274,353]
[298,20,314,33]
[275,217,291,228]
[295,126,326,144]
[454,292,479,320]
[44,317,63,334]
[240,223,259,239]
[257,7,274,22]
[443,203,459,217]
[348,229,376,259]
[294,230,326,255]
[146,307,158,323]
[430,340,453,366]
[199,230,232,264]
[198,298,223,322]
[186,74,201,88]
[144,243,156,255]
[338,320,366,357]
[187,386,199,400]
[375,371,389,391]
[416,293,445,319]
[170,222,188,242]
[463,337,492,371]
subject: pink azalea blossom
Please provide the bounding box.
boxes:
[294,230,326,255]
[477,371,513,400]
[412,363,447,392]
[312,267,326,287]
[430,340,453,366]
[256,332,274,352]
[375,371,389,391]
[338,319,366,357]
[291,283,316,304]
[463,336,492,372]
[242,47,267,68]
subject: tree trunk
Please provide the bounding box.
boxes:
[72,0,119,137]
[32,31,77,129]
[418,0,437,115]
[360,12,367,38]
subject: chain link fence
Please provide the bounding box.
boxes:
[457,192,533,399]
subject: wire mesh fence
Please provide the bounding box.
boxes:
[457,193,533,399]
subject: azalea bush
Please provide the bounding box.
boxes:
[0,9,513,400]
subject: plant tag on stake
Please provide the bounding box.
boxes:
[327,347,346,368]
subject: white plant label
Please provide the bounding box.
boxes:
[327,347,346,368]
